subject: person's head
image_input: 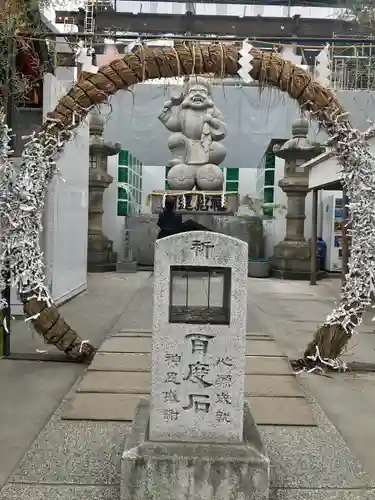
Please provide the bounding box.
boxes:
[164,195,176,212]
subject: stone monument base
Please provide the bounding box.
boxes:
[121,400,270,500]
[87,250,117,273]
[271,240,326,281]
[126,214,264,267]
[272,267,327,281]
[116,260,138,273]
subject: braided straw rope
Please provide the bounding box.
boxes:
[23,42,348,362]
[46,43,346,133]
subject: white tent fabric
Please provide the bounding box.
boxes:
[104,83,375,170]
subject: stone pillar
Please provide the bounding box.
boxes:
[121,231,270,500]
[271,118,324,280]
[87,109,121,272]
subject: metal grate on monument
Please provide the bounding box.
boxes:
[169,265,231,325]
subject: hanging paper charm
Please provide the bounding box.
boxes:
[314,44,331,87]
[237,39,254,83]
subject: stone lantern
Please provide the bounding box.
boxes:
[87,109,121,272]
[271,118,324,279]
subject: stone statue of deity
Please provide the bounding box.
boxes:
[158,77,227,191]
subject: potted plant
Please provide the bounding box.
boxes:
[239,195,286,278]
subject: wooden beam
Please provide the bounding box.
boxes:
[54,12,370,38]
[116,0,343,5]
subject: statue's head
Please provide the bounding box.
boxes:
[181,77,214,111]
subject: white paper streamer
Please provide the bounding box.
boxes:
[295,345,347,375]
[0,111,15,310]
[315,44,331,87]
[298,108,375,372]
[220,191,225,208]
[237,39,254,83]
[324,123,375,334]
[0,112,75,315]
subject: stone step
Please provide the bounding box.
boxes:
[89,352,292,375]
[98,337,283,357]
[89,352,151,372]
[63,393,315,426]
[78,371,303,398]
[99,337,151,353]
[112,329,153,337]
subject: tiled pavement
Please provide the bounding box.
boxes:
[1,275,375,499]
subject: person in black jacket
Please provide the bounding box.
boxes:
[157,196,210,239]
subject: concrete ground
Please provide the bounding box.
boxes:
[1,272,375,499]
[247,277,375,483]
[0,272,151,489]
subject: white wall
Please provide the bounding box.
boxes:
[238,168,257,199]
[43,74,89,305]
[142,165,166,213]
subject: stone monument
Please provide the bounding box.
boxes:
[271,118,324,280]
[87,109,121,272]
[121,231,270,500]
[159,76,227,192]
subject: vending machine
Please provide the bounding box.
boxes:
[321,194,343,272]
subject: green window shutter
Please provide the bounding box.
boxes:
[263,206,274,218]
[118,166,128,183]
[226,168,239,181]
[226,180,239,191]
[263,187,274,204]
[119,150,129,166]
[265,152,275,169]
[117,200,128,216]
[118,187,128,200]
[264,169,275,187]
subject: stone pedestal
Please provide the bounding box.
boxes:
[121,231,269,499]
[121,400,270,500]
[271,119,324,280]
[150,231,247,443]
[87,109,120,272]
[124,213,264,268]
[87,176,117,273]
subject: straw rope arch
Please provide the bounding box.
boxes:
[7,42,371,366]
